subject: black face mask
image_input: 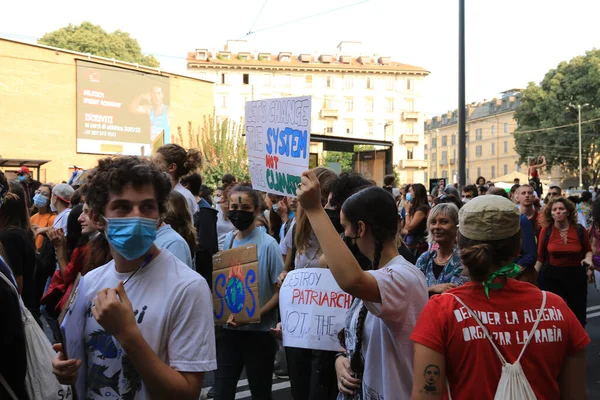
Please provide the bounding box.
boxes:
[325,208,344,233]
[228,210,255,231]
[344,235,372,271]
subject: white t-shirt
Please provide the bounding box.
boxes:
[216,204,235,251]
[339,256,428,400]
[282,227,320,269]
[53,208,71,235]
[174,183,198,217]
[82,249,216,399]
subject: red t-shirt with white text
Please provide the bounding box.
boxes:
[410,280,590,399]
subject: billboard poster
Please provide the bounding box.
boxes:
[76,60,170,155]
[244,96,311,197]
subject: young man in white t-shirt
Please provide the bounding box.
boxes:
[51,156,216,399]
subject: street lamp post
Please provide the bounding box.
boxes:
[569,103,589,189]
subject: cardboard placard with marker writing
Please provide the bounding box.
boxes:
[212,244,260,325]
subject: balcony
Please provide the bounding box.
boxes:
[399,159,428,169]
[401,134,420,144]
[450,158,456,165]
[320,109,339,119]
[402,111,419,121]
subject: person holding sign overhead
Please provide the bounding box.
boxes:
[214,184,284,400]
[296,172,428,399]
[51,156,216,400]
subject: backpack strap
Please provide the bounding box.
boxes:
[515,290,547,363]
[228,230,239,250]
[576,224,585,258]
[0,373,18,400]
[543,225,553,266]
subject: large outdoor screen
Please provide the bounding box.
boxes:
[76,60,171,155]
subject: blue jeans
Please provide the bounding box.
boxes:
[214,329,277,400]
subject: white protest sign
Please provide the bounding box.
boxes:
[279,268,352,351]
[244,96,311,197]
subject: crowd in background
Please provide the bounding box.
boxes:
[0,151,596,399]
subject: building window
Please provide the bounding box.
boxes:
[477,167,481,177]
[424,143,428,150]
[346,97,354,112]
[491,142,495,155]
[366,76,374,89]
[442,151,448,162]
[406,122,415,134]
[324,96,334,110]
[283,74,292,87]
[385,122,393,138]
[503,141,508,154]
[491,165,496,178]
[504,164,508,175]
[453,148,456,160]
[220,95,227,108]
[305,75,313,88]
[516,164,521,172]
[451,134,456,145]
[345,120,353,135]
[386,77,394,90]
[476,128,482,140]
[407,78,413,91]
[442,170,448,179]
[243,73,250,85]
[345,76,353,89]
[367,121,374,135]
[325,120,334,134]
[406,99,415,111]
[386,98,394,112]
[326,75,333,88]
[504,122,508,133]
[407,148,414,160]
[442,136,447,147]
[432,138,437,148]
[263,73,272,86]
[476,145,482,157]
[424,153,428,161]
[491,125,496,136]
[366,98,374,112]
[432,152,437,162]
[220,73,227,84]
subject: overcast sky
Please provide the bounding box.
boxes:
[2,0,599,117]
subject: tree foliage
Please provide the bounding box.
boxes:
[513,49,600,185]
[324,145,376,174]
[198,117,250,189]
[39,22,159,68]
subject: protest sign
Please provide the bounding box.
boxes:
[59,274,87,399]
[244,96,312,196]
[212,244,260,325]
[279,268,352,352]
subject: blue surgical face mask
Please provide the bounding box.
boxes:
[103,217,157,260]
[18,175,27,183]
[405,192,413,202]
[33,193,48,209]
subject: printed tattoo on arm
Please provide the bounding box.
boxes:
[420,364,441,395]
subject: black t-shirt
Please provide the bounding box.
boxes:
[0,228,37,311]
[432,261,445,279]
[410,205,431,242]
[0,266,29,400]
[399,243,417,265]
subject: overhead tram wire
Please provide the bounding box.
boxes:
[246,0,269,37]
[245,0,371,36]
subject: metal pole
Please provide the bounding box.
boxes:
[458,0,466,187]
[578,105,583,189]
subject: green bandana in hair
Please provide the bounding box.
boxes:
[482,263,520,299]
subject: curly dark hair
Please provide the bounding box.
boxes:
[86,156,172,217]
[540,197,578,228]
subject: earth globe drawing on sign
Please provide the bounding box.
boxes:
[225,265,245,314]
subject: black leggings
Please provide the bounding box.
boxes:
[285,347,338,400]
[542,264,587,327]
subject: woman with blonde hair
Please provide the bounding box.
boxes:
[535,197,593,327]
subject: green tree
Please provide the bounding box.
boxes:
[324,145,376,173]
[39,22,159,68]
[198,116,250,189]
[513,49,600,185]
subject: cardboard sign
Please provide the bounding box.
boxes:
[59,274,87,399]
[244,96,312,197]
[212,244,260,325]
[279,268,352,352]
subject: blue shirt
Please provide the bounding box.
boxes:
[224,227,284,331]
[155,224,193,269]
[514,214,537,269]
[415,245,469,288]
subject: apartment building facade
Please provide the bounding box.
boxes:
[186,40,430,184]
[424,90,527,184]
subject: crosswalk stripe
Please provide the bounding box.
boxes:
[587,311,600,319]
[235,381,291,399]
[587,305,600,312]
